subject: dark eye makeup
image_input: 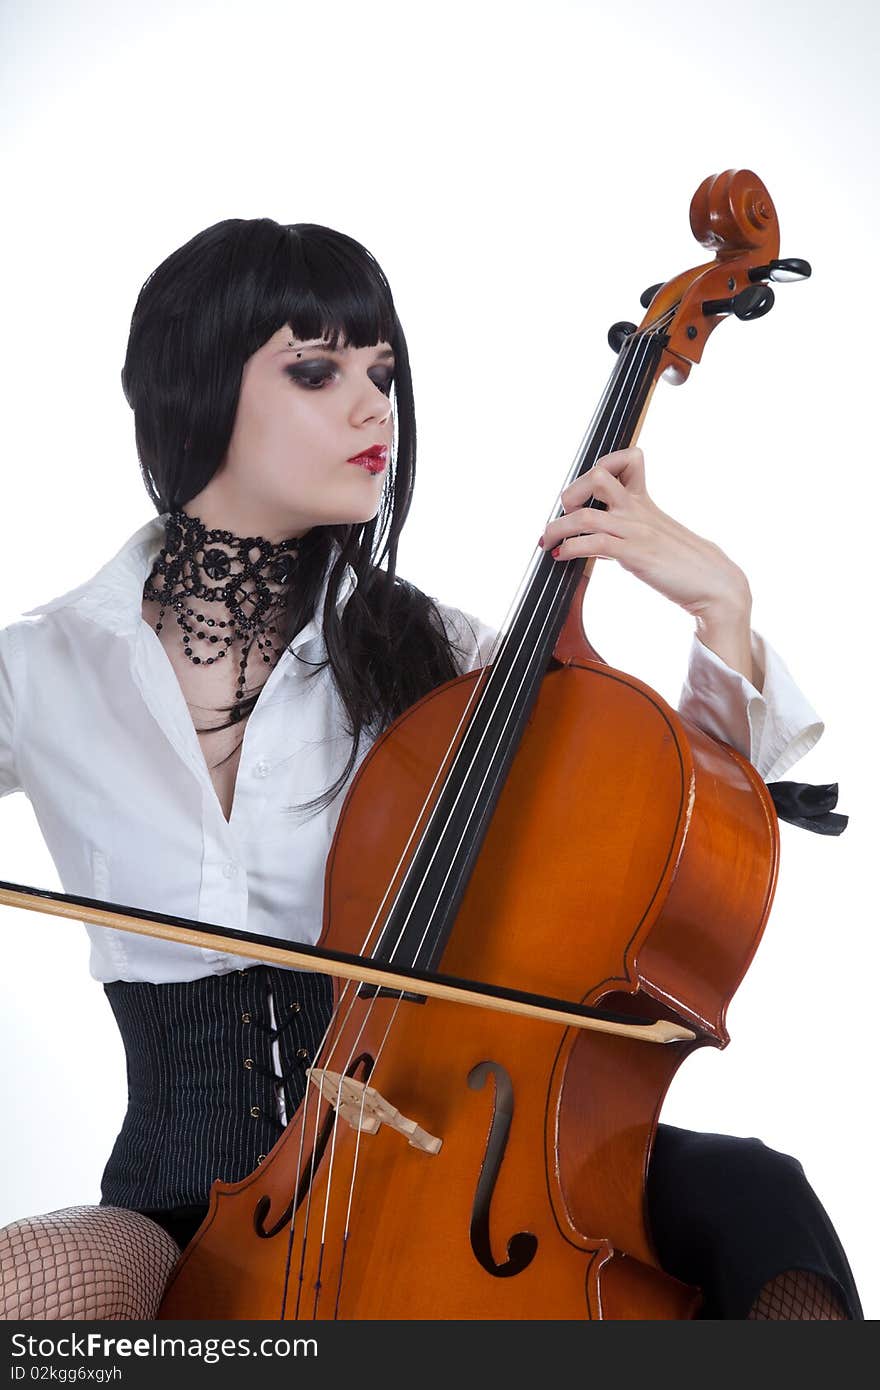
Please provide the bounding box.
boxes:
[284,364,395,397]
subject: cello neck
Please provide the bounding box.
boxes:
[471,318,672,706]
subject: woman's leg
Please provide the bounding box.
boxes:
[747,1268,848,1319]
[647,1125,862,1320]
[0,1205,181,1320]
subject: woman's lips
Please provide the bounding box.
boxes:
[347,446,388,474]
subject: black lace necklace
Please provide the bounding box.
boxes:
[142,507,301,720]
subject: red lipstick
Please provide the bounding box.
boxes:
[346,444,388,474]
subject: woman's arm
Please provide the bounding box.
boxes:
[439,444,824,784]
[538,445,826,782]
[539,446,755,633]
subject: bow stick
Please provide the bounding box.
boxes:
[0,877,695,1044]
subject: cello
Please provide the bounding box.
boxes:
[0,169,819,1318]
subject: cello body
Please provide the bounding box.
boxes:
[159,628,778,1319]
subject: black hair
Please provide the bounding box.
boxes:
[120,218,463,813]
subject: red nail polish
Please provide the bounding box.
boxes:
[551,545,561,559]
[538,536,545,549]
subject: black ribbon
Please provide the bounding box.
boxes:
[766,780,848,835]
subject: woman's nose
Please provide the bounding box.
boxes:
[353,380,392,423]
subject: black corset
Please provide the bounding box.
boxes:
[100,965,334,1211]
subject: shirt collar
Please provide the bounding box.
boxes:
[22,513,359,653]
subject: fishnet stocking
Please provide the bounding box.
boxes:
[0,1205,181,1320]
[747,1267,849,1320]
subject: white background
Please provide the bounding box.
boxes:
[1,0,877,1317]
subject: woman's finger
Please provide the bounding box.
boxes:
[593,446,647,491]
[541,506,636,549]
[550,531,624,561]
[560,463,625,513]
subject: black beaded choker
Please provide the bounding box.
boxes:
[143,508,302,719]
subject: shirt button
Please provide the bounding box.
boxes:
[223,862,239,878]
[253,760,271,778]
[250,1106,261,1118]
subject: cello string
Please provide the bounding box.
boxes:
[338,319,665,979]
[329,985,428,1317]
[274,325,657,1313]
[316,321,667,1316]
[286,980,419,1319]
[321,322,646,964]
[283,316,669,1316]
[361,316,671,971]
[330,315,666,983]
[332,311,671,983]
[278,312,673,1317]
[282,988,377,1320]
[310,322,670,1315]
[294,992,388,1318]
[283,953,409,1316]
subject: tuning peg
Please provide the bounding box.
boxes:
[608,321,637,353]
[748,257,811,284]
[639,283,665,309]
[701,284,775,321]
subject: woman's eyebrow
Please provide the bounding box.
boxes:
[288,341,395,359]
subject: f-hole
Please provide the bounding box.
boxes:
[468,1060,538,1278]
[254,1051,374,1239]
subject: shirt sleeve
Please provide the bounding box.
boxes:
[677,627,824,782]
[0,625,21,799]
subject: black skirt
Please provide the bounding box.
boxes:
[100,966,863,1320]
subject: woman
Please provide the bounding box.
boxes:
[0,218,862,1320]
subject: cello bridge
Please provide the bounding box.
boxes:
[306,1067,442,1155]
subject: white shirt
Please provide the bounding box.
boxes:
[0,514,824,985]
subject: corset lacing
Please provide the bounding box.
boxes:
[246,985,315,1132]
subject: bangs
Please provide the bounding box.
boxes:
[256,223,398,354]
